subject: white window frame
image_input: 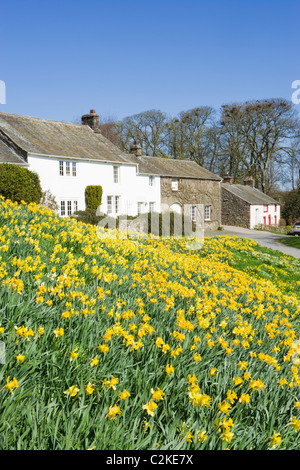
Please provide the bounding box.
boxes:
[113,166,120,184]
[65,161,71,176]
[59,161,64,176]
[190,205,196,222]
[115,196,120,215]
[60,201,65,216]
[149,175,154,186]
[107,196,113,215]
[149,202,155,213]
[60,199,78,217]
[72,162,77,176]
[171,179,178,191]
[137,202,144,215]
[204,205,211,221]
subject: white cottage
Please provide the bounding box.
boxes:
[0,110,161,217]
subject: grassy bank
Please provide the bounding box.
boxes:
[0,198,300,450]
[279,236,300,250]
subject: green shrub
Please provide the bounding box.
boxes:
[85,185,103,211]
[0,163,42,204]
[73,208,102,225]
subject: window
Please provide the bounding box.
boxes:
[59,161,77,176]
[149,202,155,213]
[138,202,144,215]
[60,201,65,216]
[113,166,119,184]
[67,200,72,216]
[115,196,120,214]
[107,196,113,214]
[171,179,178,191]
[60,200,78,217]
[149,176,154,186]
[204,205,211,221]
[264,205,268,212]
[190,205,196,222]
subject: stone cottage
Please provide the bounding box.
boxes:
[221,175,280,229]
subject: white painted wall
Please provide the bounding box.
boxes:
[27,154,161,217]
[250,204,280,229]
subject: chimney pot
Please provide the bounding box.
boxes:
[130,140,142,157]
[222,175,233,184]
[81,109,100,131]
[243,176,254,188]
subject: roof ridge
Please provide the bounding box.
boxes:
[0,111,83,128]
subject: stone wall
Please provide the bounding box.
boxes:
[221,186,250,228]
[160,177,221,229]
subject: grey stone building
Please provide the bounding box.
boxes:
[129,142,222,229]
[221,176,280,229]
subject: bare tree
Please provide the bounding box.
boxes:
[220,99,300,192]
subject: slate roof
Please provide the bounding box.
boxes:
[222,183,279,205]
[130,155,222,180]
[0,111,222,181]
[0,139,28,165]
[0,112,135,164]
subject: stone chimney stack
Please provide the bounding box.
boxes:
[81,109,100,132]
[243,176,254,188]
[130,140,143,157]
[222,175,233,184]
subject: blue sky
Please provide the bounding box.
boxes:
[1,0,299,123]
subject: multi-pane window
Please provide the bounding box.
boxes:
[204,205,211,221]
[115,196,120,214]
[190,205,196,222]
[60,201,65,216]
[59,161,77,176]
[171,179,178,191]
[149,202,155,213]
[107,196,113,214]
[113,166,119,184]
[60,200,78,217]
[149,176,154,186]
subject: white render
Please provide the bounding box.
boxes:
[250,203,281,229]
[27,154,161,217]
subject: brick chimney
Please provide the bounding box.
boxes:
[81,109,100,131]
[130,140,143,157]
[243,176,254,188]
[222,175,233,184]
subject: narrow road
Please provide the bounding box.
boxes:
[205,225,300,259]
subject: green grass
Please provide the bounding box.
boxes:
[279,236,300,249]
